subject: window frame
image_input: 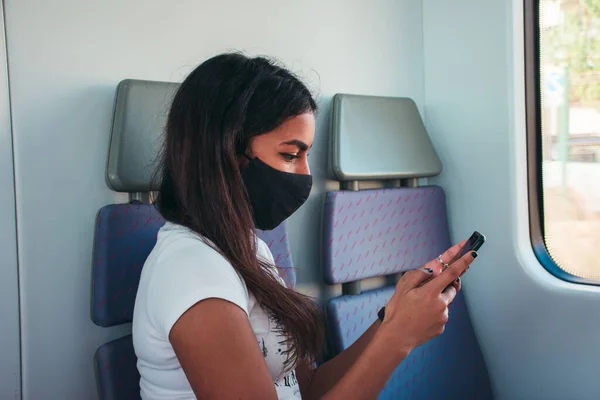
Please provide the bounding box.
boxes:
[524,0,599,286]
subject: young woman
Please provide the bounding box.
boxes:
[132,53,477,400]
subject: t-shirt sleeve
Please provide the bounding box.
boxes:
[146,239,250,337]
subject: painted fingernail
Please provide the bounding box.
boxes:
[471,251,478,258]
[425,268,433,273]
[456,277,461,283]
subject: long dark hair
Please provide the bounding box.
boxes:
[155,53,324,366]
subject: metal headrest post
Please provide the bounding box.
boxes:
[342,281,361,296]
[401,178,419,188]
[129,192,150,203]
[340,181,359,191]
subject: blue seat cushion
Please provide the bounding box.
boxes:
[91,202,164,327]
[95,334,140,400]
[326,287,493,399]
[323,187,452,284]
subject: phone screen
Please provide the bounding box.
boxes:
[449,231,485,265]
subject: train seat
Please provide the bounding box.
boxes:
[323,94,493,399]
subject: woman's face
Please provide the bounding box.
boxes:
[248,113,315,175]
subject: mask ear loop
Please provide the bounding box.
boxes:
[240,153,254,170]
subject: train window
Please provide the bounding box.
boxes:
[526,0,600,284]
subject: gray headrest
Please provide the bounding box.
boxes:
[107,79,179,192]
[331,94,442,181]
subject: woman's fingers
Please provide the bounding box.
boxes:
[424,250,477,294]
[416,264,442,288]
[440,283,458,305]
[396,268,434,294]
[440,239,468,265]
[451,276,461,292]
[421,240,467,272]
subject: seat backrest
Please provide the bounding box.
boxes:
[91,79,297,399]
[323,186,451,285]
[94,335,140,400]
[323,93,493,399]
[92,202,164,328]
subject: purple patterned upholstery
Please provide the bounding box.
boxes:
[323,185,493,399]
[326,288,493,400]
[92,201,165,327]
[323,186,451,284]
[257,220,296,288]
[327,286,395,350]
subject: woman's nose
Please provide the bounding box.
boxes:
[297,159,310,175]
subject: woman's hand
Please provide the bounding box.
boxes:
[378,240,477,356]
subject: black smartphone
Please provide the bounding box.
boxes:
[449,231,485,265]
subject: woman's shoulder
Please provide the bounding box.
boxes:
[146,222,245,284]
[151,222,229,264]
[154,222,271,268]
[136,222,252,335]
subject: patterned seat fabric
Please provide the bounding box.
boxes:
[326,288,492,400]
[323,187,493,399]
[92,202,165,327]
[257,222,296,288]
[323,187,451,284]
[91,200,297,399]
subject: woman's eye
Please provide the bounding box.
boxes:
[281,153,299,162]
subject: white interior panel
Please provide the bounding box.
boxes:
[423,1,600,399]
[0,1,21,398]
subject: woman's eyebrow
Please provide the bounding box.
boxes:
[280,139,310,151]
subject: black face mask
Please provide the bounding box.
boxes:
[241,157,312,231]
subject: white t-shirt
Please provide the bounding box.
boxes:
[132,222,301,399]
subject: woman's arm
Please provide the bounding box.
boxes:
[170,298,278,399]
[321,326,412,399]
[296,319,382,398]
